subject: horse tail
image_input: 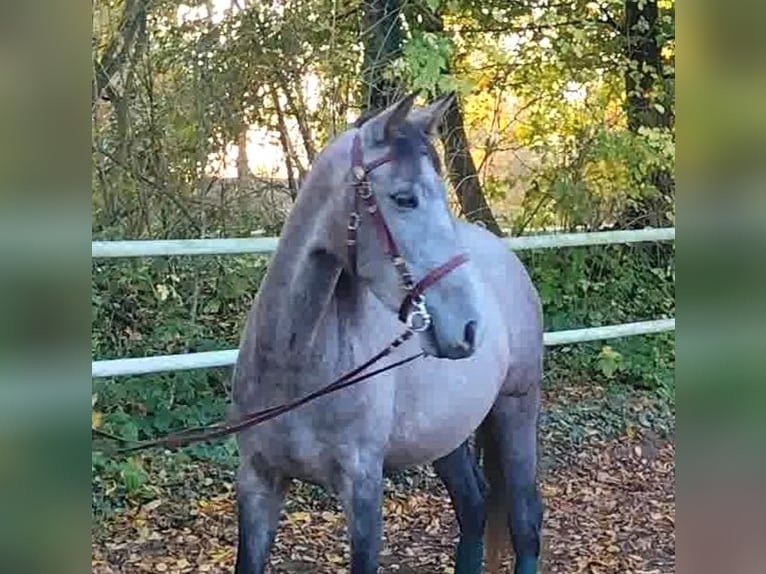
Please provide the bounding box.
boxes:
[478,415,510,574]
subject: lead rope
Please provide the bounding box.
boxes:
[93,330,422,455]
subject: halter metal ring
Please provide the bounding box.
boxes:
[358,184,373,200]
[352,165,366,181]
[347,212,360,230]
[405,297,432,332]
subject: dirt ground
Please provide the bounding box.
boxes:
[92,381,675,574]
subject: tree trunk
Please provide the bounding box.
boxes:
[360,0,404,110]
[236,122,252,182]
[276,74,317,164]
[408,6,503,236]
[92,0,149,107]
[624,0,671,131]
[269,85,302,199]
[621,0,674,229]
[440,99,503,236]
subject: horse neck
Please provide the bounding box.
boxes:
[252,143,357,365]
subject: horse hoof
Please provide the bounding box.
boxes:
[454,538,483,574]
[513,555,538,574]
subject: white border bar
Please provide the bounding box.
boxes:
[92,227,675,258]
[92,319,674,378]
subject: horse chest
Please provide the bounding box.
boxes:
[383,351,507,468]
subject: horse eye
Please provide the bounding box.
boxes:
[390,192,418,209]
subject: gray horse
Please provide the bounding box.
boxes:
[231,94,544,574]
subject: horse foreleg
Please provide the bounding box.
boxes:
[235,459,286,574]
[433,440,487,574]
[339,456,384,574]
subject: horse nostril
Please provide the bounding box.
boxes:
[464,320,477,349]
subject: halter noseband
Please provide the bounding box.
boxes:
[346,131,470,332]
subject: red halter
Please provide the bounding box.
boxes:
[346,132,470,331]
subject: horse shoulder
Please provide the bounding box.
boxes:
[457,222,539,312]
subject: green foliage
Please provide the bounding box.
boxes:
[597,345,623,379]
[390,31,462,97]
[91,247,268,490]
[522,243,675,394]
[120,457,148,494]
[515,123,675,231]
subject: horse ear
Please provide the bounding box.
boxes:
[366,93,419,143]
[408,92,455,137]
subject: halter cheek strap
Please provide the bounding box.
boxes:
[397,252,470,323]
[346,131,470,332]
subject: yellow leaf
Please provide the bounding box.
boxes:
[155,283,170,301]
[92,411,103,429]
[210,549,234,563]
[288,511,311,523]
[142,499,163,513]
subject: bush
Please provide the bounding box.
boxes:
[92,254,269,443]
[521,243,675,395]
[91,234,674,504]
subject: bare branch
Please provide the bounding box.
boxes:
[92,0,151,108]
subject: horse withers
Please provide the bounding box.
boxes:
[231,93,544,574]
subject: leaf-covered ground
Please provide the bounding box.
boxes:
[92,381,675,574]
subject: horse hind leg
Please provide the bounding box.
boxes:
[433,440,487,574]
[235,456,287,574]
[480,383,543,574]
